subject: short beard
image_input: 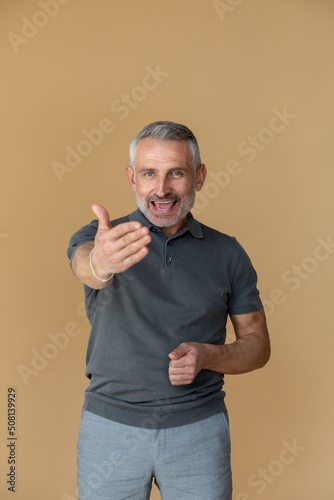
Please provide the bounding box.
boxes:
[136,189,196,228]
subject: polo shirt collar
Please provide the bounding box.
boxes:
[128,208,203,239]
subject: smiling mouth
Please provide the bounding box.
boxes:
[151,200,177,213]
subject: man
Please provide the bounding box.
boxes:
[67,121,270,500]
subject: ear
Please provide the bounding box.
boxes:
[195,164,207,192]
[125,165,136,192]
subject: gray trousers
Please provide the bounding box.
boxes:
[77,409,232,500]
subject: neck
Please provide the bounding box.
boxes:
[157,215,188,237]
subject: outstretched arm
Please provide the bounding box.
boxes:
[71,204,151,289]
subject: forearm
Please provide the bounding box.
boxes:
[203,333,271,375]
[71,243,113,290]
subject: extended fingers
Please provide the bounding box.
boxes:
[114,242,150,273]
[110,228,151,269]
[94,222,151,274]
[116,226,151,252]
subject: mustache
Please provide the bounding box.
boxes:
[147,194,180,202]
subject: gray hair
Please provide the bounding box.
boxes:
[129,121,202,172]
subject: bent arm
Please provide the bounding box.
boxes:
[168,309,270,385]
[204,309,271,374]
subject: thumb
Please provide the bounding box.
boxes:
[168,343,189,360]
[92,204,112,232]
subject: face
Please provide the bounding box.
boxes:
[125,138,206,236]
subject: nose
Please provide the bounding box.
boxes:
[156,175,171,198]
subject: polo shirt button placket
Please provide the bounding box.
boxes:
[166,257,172,263]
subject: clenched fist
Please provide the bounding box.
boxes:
[168,342,209,386]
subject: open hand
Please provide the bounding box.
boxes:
[91,204,151,278]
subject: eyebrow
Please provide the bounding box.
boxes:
[137,166,188,173]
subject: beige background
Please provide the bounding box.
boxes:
[1,1,334,499]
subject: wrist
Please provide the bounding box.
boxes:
[89,248,114,282]
[202,343,225,371]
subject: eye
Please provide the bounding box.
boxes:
[171,171,182,177]
[144,171,154,177]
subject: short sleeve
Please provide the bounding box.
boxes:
[228,240,263,315]
[67,220,99,270]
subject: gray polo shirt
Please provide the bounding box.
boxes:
[67,209,263,428]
